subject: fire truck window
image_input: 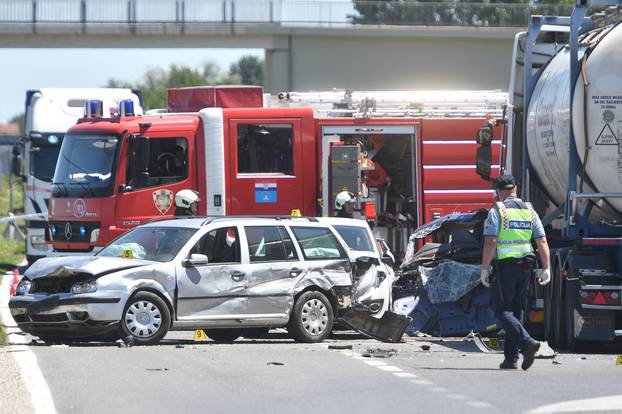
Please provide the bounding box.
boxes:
[129,137,188,189]
[244,226,294,262]
[237,124,293,175]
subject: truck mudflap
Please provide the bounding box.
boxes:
[339,308,412,343]
[573,308,616,341]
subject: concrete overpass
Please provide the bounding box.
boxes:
[0,1,552,93]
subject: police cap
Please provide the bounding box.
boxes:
[493,174,516,190]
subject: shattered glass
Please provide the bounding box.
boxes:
[418,260,481,304]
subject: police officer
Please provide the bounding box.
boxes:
[334,191,357,218]
[480,175,551,371]
[174,189,199,216]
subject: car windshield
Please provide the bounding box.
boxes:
[52,134,119,198]
[332,225,375,252]
[97,226,196,262]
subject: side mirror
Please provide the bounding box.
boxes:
[182,253,209,268]
[476,146,492,180]
[381,253,395,267]
[130,135,150,186]
[11,145,22,177]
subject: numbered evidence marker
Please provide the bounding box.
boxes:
[487,338,500,348]
[194,330,208,341]
[122,249,133,259]
[616,355,622,366]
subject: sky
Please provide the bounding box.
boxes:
[0,48,264,124]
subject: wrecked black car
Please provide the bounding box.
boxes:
[393,209,499,337]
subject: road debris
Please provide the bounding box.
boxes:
[421,344,431,351]
[146,368,169,371]
[362,348,398,358]
[175,345,185,349]
[552,359,562,365]
[328,345,353,350]
[267,362,284,366]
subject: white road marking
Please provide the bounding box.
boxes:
[466,401,494,409]
[429,387,449,393]
[530,395,622,413]
[447,394,468,400]
[412,379,434,386]
[377,365,402,372]
[1,275,57,414]
[393,372,417,378]
[363,359,387,366]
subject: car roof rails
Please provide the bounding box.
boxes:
[200,215,320,226]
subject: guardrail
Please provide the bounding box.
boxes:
[0,0,576,27]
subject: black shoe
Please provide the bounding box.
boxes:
[521,340,540,371]
[499,360,518,370]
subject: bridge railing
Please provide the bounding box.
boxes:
[0,0,576,27]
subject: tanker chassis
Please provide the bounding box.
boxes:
[477,1,622,350]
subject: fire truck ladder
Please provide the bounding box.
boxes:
[273,90,508,118]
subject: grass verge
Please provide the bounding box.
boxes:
[0,325,6,346]
[0,176,25,273]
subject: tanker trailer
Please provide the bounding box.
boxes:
[476,3,622,351]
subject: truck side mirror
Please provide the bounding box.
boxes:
[130,135,150,187]
[476,146,492,180]
[11,145,22,177]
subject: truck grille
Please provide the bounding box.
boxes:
[49,221,98,243]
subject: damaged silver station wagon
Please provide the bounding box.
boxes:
[10,217,408,345]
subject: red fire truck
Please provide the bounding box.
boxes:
[47,86,504,257]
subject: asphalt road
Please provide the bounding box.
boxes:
[16,330,622,414]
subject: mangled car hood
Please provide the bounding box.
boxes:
[409,209,488,240]
[25,256,155,280]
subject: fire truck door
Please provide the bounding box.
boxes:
[228,119,304,215]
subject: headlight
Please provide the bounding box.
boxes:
[30,235,48,250]
[71,281,97,294]
[15,280,32,295]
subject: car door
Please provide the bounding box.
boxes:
[176,225,249,321]
[243,225,303,319]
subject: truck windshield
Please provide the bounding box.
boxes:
[52,134,119,198]
[29,134,63,182]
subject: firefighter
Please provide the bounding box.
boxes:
[174,189,200,216]
[334,191,357,218]
[480,174,551,371]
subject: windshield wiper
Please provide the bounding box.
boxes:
[52,182,69,197]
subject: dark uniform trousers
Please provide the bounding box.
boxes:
[490,257,535,363]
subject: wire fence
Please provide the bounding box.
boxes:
[0,0,577,27]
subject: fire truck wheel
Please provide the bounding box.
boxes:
[119,292,170,346]
[288,291,334,343]
[204,329,241,342]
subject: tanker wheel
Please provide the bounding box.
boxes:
[565,280,586,352]
[543,281,556,348]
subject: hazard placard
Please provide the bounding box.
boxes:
[487,338,500,348]
[616,355,622,366]
[595,123,619,145]
[194,330,208,341]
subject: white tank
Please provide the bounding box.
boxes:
[527,23,622,222]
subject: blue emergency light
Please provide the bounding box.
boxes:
[118,99,135,117]
[47,135,59,144]
[50,225,57,237]
[84,100,103,118]
[79,226,87,237]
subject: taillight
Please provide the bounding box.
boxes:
[579,290,622,306]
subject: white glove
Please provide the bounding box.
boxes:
[536,269,551,285]
[480,269,490,288]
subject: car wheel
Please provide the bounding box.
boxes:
[119,292,170,346]
[204,329,241,342]
[288,291,333,343]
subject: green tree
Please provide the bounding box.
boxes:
[104,56,264,111]
[228,55,264,86]
[350,0,574,27]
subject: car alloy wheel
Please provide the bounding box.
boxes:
[125,300,162,338]
[301,298,329,336]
